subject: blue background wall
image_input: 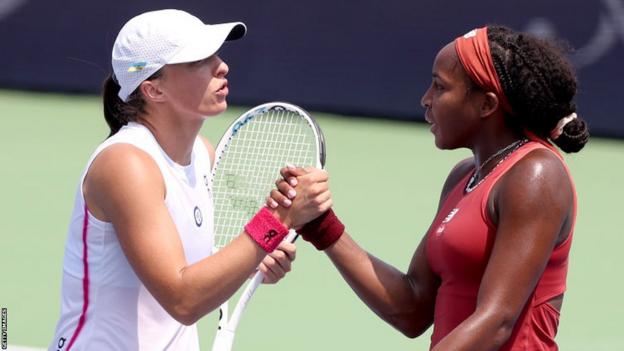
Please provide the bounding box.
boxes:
[1,0,621,137]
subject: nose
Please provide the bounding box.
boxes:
[421,85,432,109]
[215,56,229,78]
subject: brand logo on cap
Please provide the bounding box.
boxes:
[128,61,147,72]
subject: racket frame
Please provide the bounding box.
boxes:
[210,102,325,351]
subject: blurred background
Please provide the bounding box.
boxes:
[1,0,622,350]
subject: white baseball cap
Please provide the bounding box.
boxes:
[112,9,246,101]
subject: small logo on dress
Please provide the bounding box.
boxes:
[55,336,67,350]
[194,206,202,227]
[435,208,459,236]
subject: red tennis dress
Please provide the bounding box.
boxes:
[426,138,576,350]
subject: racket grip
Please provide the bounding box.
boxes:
[212,328,235,351]
[227,230,298,332]
[284,229,298,243]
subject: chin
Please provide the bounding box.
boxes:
[434,138,447,150]
[202,101,228,117]
[433,135,458,151]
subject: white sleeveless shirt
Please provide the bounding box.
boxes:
[49,122,214,351]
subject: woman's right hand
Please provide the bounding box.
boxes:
[268,166,332,229]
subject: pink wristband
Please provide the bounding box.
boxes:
[299,209,345,250]
[245,207,289,252]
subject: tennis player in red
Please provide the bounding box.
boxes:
[270,25,589,350]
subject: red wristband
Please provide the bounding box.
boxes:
[299,209,344,250]
[245,207,289,252]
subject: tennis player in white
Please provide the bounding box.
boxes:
[48,9,331,351]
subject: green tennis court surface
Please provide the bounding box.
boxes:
[1,90,622,350]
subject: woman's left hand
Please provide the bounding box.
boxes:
[258,240,296,284]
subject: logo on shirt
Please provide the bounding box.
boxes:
[435,208,459,236]
[55,337,67,350]
[194,206,203,227]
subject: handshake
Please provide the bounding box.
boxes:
[245,165,345,253]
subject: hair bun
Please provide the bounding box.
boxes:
[552,116,589,153]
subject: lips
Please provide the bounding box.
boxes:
[424,111,434,124]
[216,80,229,96]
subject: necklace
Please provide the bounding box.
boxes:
[465,138,528,193]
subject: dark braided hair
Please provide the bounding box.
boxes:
[487,25,589,153]
[102,70,163,137]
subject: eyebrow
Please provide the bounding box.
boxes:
[432,72,447,83]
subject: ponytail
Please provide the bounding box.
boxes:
[102,74,129,137]
[551,116,590,153]
[101,69,163,137]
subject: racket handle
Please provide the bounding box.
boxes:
[227,230,299,332]
[227,265,265,332]
[212,328,235,351]
[284,229,299,243]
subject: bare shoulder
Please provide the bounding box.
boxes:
[88,143,162,184]
[84,143,165,221]
[499,148,571,200]
[493,147,573,226]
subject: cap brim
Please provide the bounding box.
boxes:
[221,22,246,41]
[168,22,246,64]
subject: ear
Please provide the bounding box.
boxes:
[139,80,166,103]
[480,92,500,119]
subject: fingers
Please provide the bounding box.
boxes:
[268,189,291,209]
[280,165,306,187]
[268,176,297,209]
[266,195,279,209]
[276,241,296,261]
[297,169,329,184]
[270,167,327,209]
[258,262,279,284]
[259,242,296,284]
[280,166,328,187]
[276,178,297,200]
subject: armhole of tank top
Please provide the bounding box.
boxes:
[520,143,577,250]
[479,142,577,245]
[79,144,114,227]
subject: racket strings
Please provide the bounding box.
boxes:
[212,108,317,249]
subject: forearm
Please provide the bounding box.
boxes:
[165,233,266,324]
[325,233,431,336]
[431,308,515,351]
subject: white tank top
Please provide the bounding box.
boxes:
[49,122,214,351]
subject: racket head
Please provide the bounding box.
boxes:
[210,102,326,251]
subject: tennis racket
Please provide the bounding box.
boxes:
[210,102,326,351]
